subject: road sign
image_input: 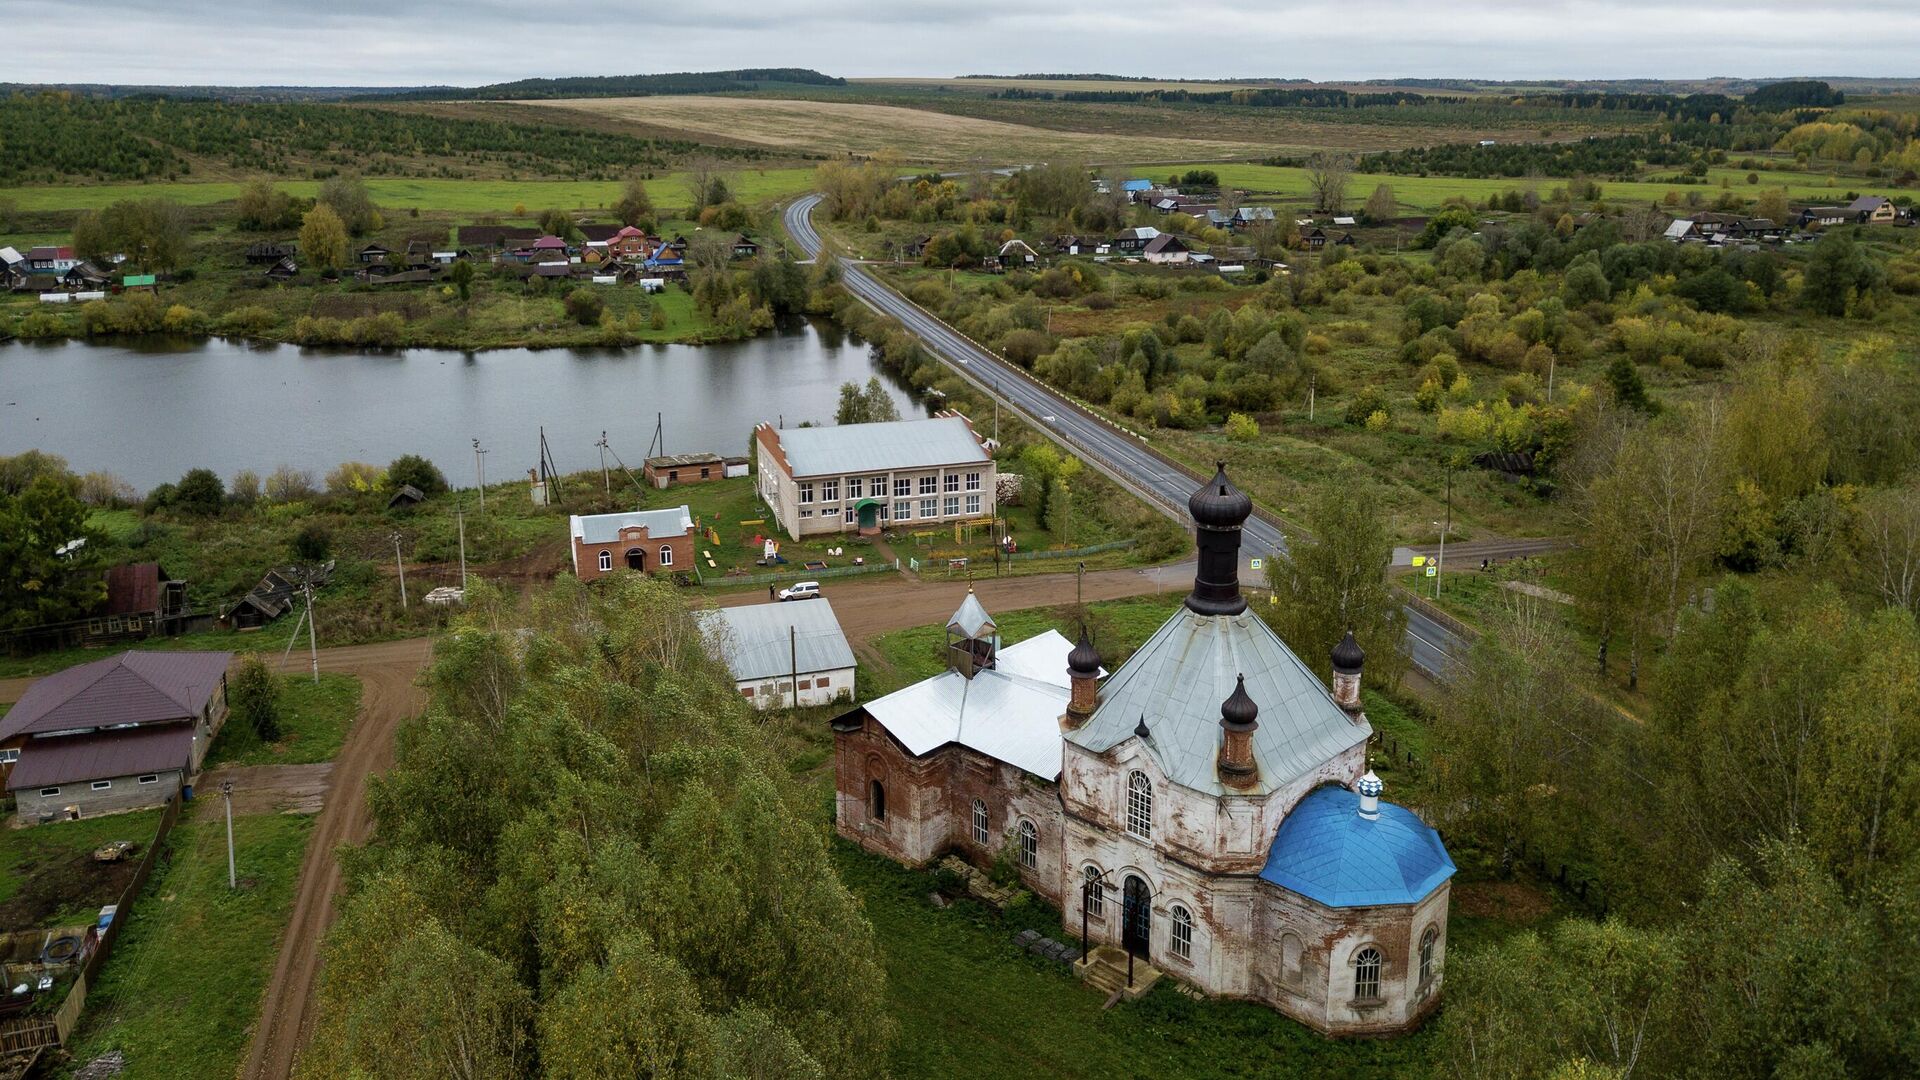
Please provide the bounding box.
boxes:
[1425,564,1438,577]
[1249,558,1263,570]
[1411,555,1427,567]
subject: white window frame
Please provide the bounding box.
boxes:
[1126,771,1153,840]
[0,748,17,764]
[1170,904,1193,961]
[844,506,856,523]
[971,798,989,845]
[1018,819,1037,869]
[597,550,612,572]
[39,787,60,797]
[92,780,112,791]
[1419,927,1439,985]
[966,494,982,515]
[920,497,938,519]
[821,479,839,502]
[1083,865,1105,917]
[1354,946,1383,1001]
[847,477,862,499]
[798,481,814,504]
[966,471,981,491]
[894,477,912,498]
[944,496,960,517]
[918,475,937,495]
[944,472,960,493]
[658,545,673,567]
[871,475,888,495]
[893,501,912,520]
[799,508,813,519]
[138,774,160,785]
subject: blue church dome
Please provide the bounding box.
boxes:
[1260,785,1455,908]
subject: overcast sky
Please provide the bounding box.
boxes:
[3,1,1915,86]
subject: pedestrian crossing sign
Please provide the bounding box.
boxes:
[1425,564,1437,577]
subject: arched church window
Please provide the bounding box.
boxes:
[1126,771,1152,840]
[1280,932,1304,983]
[1353,946,1382,1001]
[1419,927,1439,986]
[869,779,886,821]
[1170,904,1193,961]
[1083,865,1105,917]
[1018,819,1037,869]
[971,798,989,844]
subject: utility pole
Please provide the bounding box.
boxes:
[1308,373,1316,422]
[303,580,319,684]
[1433,466,1453,600]
[456,501,468,590]
[598,431,612,500]
[391,532,408,609]
[222,780,236,889]
[472,438,488,513]
[790,624,799,710]
[1546,353,1556,403]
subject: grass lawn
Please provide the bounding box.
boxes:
[0,168,819,214]
[58,812,313,1080]
[835,842,1440,1080]
[201,672,361,769]
[0,809,164,930]
[863,593,1184,698]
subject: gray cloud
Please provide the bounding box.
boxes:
[2,0,1915,85]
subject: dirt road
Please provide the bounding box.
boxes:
[238,638,432,1080]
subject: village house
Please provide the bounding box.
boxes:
[456,225,542,257]
[568,506,694,579]
[1234,207,1277,229]
[1847,195,1903,224]
[731,235,762,259]
[1142,234,1192,264]
[832,466,1454,1037]
[3,651,234,825]
[244,241,296,265]
[1112,226,1161,254]
[643,452,748,489]
[93,563,201,643]
[754,412,996,540]
[354,242,393,265]
[26,246,77,273]
[1120,178,1154,201]
[694,599,857,710]
[1797,206,1854,229]
[999,238,1039,267]
[608,225,652,260]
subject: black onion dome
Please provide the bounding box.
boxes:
[1134,714,1152,740]
[1220,673,1259,730]
[1188,462,1253,530]
[1069,628,1102,676]
[1331,631,1365,675]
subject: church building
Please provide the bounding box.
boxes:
[832,464,1454,1036]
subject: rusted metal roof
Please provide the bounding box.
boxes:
[103,563,171,616]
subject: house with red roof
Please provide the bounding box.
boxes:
[2,651,233,825]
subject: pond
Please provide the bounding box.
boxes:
[0,321,919,491]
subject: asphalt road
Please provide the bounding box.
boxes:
[785,194,1463,680]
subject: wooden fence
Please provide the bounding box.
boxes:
[0,792,182,1052]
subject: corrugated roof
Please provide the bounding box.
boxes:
[770,416,989,479]
[7,724,195,790]
[694,599,856,682]
[570,507,693,545]
[947,592,995,640]
[1259,785,1455,907]
[0,651,232,741]
[103,563,164,616]
[1066,608,1369,797]
[859,632,1077,780]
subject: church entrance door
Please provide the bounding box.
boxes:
[1122,875,1151,957]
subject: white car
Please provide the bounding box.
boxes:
[778,581,822,602]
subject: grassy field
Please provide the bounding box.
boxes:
[0,809,164,930]
[0,168,818,214]
[1136,161,1869,215]
[200,672,362,769]
[57,812,313,1080]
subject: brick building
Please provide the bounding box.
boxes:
[568,506,695,579]
[754,413,995,540]
[832,465,1453,1036]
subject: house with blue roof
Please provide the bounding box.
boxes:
[831,464,1453,1037]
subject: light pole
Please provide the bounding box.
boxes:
[221,780,236,889]
[390,532,408,609]
[472,438,488,513]
[1433,465,1453,600]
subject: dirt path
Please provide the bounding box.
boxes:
[238,637,431,1080]
[193,763,335,817]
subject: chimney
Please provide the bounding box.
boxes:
[1331,631,1365,718]
[1063,627,1101,728]
[1356,771,1382,820]
[1185,463,1253,618]
[1217,674,1259,788]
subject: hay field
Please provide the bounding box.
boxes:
[854,76,1261,94]
[525,95,1267,163]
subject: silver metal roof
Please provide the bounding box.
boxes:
[773,416,989,478]
[694,599,856,682]
[948,592,995,640]
[1066,608,1370,797]
[570,507,692,545]
[859,631,1078,780]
